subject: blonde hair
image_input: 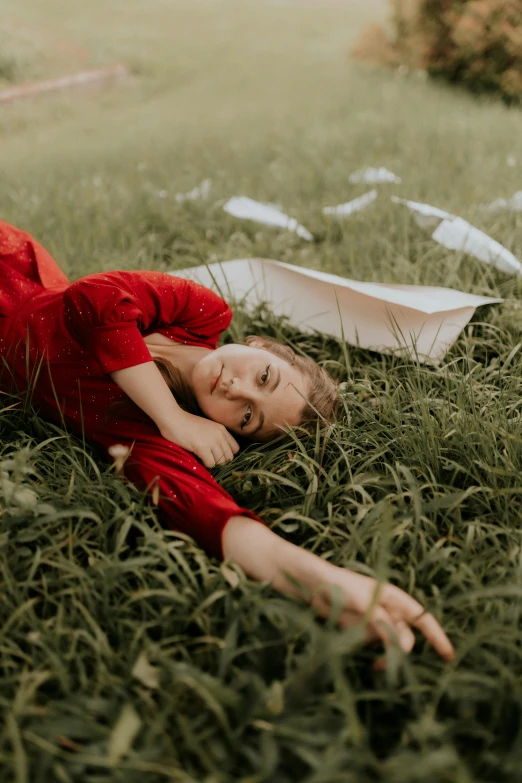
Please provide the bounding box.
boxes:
[152,336,338,439]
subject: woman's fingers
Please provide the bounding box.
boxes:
[352,581,452,662]
[210,449,228,466]
[210,436,237,466]
[394,620,416,654]
[217,430,238,462]
[360,609,420,654]
[373,656,387,672]
[367,606,395,648]
[383,585,455,661]
[199,444,234,468]
[410,608,455,661]
[225,431,240,454]
[200,449,217,468]
[365,612,416,670]
[218,438,236,463]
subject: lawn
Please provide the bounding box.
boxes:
[1,0,522,780]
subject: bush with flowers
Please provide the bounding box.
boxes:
[351,0,522,102]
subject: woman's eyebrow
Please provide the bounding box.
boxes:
[271,367,281,392]
[251,411,265,437]
[249,368,280,437]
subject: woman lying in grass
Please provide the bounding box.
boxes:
[0,219,454,665]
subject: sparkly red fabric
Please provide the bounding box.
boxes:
[0,220,262,557]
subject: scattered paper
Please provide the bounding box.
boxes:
[349,167,401,185]
[223,196,313,241]
[393,197,522,275]
[175,178,212,203]
[391,196,454,229]
[107,704,141,764]
[432,217,522,276]
[322,189,377,217]
[480,191,522,213]
[480,197,509,212]
[172,258,502,364]
[132,652,160,690]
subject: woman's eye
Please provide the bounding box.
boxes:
[260,365,271,385]
[241,407,253,429]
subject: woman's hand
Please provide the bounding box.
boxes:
[223,516,455,665]
[110,362,239,467]
[311,569,454,666]
[160,410,239,468]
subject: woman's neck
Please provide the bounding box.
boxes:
[144,333,211,389]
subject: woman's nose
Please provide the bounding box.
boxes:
[226,377,251,400]
[225,377,242,399]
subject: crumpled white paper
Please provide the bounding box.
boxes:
[393,196,522,276]
[223,196,313,241]
[175,178,212,203]
[172,258,502,364]
[480,191,522,213]
[432,217,522,276]
[391,196,453,229]
[322,189,377,217]
[349,167,401,185]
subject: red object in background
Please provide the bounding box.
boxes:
[0,64,130,105]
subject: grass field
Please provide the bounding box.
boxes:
[2,1,522,780]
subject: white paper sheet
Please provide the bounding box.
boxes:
[172,258,502,364]
[175,178,212,203]
[480,191,522,213]
[393,197,522,275]
[391,196,453,228]
[432,217,522,276]
[322,190,377,217]
[223,196,313,241]
[349,167,401,184]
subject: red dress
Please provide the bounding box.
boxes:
[0,220,262,557]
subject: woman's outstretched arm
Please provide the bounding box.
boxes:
[104,429,453,660]
[223,515,455,663]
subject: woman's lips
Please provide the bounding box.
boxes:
[211,366,223,394]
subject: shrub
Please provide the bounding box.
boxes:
[351,0,522,102]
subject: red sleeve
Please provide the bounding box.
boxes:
[105,428,264,558]
[62,271,232,374]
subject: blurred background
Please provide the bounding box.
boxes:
[1,0,520,287]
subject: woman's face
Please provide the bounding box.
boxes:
[191,343,308,439]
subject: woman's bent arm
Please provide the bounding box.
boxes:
[111,362,185,431]
[222,515,455,663]
[62,271,232,374]
[110,363,239,467]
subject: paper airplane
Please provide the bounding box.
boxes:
[480,191,522,213]
[175,178,212,203]
[349,167,401,184]
[172,258,502,364]
[432,217,522,276]
[223,196,313,241]
[323,190,377,217]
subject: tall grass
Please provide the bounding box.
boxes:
[2,0,522,780]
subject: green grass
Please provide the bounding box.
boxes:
[2,0,522,780]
